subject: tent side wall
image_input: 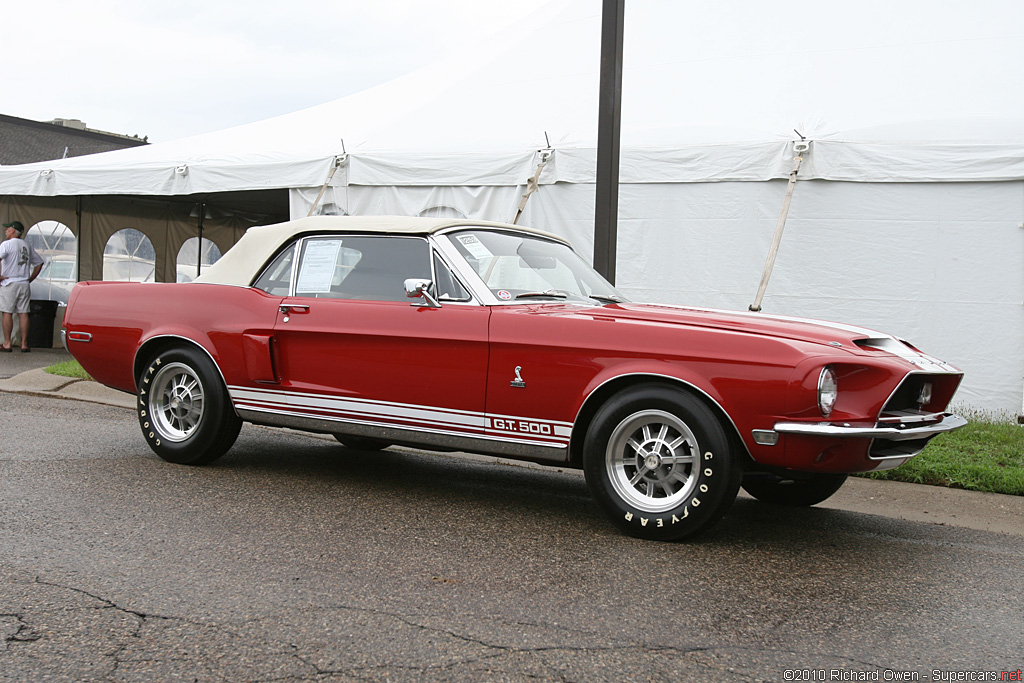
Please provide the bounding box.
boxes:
[290,177,1024,416]
[1,194,276,283]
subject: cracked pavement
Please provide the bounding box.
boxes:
[1,391,1021,682]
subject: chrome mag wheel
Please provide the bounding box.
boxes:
[150,362,206,443]
[605,409,700,514]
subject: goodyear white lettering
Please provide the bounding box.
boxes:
[704,468,713,477]
[692,497,701,507]
[657,518,664,527]
[624,512,633,522]
[641,518,649,527]
[704,451,713,460]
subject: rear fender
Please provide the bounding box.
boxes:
[134,333,230,396]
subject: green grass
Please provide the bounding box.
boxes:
[40,360,1024,496]
[856,410,1024,496]
[45,359,92,381]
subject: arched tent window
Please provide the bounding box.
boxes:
[416,206,467,219]
[104,229,155,282]
[25,221,77,305]
[176,237,223,282]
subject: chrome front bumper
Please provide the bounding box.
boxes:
[772,413,968,441]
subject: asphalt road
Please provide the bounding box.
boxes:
[1,391,1021,682]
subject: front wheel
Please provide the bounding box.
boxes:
[741,472,848,506]
[138,346,241,465]
[583,385,741,541]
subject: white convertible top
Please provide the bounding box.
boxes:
[194,215,568,287]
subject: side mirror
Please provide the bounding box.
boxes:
[404,278,441,308]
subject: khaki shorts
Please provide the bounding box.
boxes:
[0,282,32,314]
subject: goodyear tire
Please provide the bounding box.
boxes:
[741,472,848,507]
[138,346,241,465]
[583,385,741,541]
[333,434,391,451]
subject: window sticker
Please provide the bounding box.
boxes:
[296,239,342,293]
[497,290,512,300]
[456,234,493,260]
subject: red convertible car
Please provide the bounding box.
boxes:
[62,216,966,540]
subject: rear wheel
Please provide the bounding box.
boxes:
[583,384,741,541]
[138,346,241,465]
[741,472,848,506]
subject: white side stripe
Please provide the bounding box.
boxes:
[228,385,572,445]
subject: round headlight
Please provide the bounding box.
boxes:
[818,366,838,417]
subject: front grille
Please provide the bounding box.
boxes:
[879,373,959,418]
[869,372,961,459]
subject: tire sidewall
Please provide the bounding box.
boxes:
[583,385,739,541]
[138,346,236,464]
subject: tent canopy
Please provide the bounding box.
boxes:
[2,0,1023,195]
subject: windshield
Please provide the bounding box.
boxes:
[446,229,627,304]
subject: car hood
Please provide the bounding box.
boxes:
[558,302,960,370]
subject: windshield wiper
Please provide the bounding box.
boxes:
[589,294,624,305]
[515,290,568,300]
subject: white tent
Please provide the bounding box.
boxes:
[2,0,1023,414]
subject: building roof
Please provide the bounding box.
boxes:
[0,113,147,165]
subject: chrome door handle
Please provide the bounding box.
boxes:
[279,304,309,323]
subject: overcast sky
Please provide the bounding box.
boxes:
[3,0,552,143]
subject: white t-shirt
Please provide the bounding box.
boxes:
[0,237,44,286]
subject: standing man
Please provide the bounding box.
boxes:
[0,220,45,352]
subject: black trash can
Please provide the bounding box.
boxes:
[27,299,59,348]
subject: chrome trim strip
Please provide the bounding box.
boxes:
[428,246,480,306]
[434,224,572,246]
[430,233,500,305]
[773,413,967,441]
[236,407,570,463]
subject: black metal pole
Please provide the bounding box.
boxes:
[594,0,625,285]
[75,196,83,281]
[196,202,205,278]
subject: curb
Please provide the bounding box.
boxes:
[0,368,136,410]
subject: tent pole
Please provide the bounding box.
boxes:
[594,0,625,285]
[749,140,809,312]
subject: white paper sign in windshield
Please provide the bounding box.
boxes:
[457,234,493,261]
[296,239,342,293]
